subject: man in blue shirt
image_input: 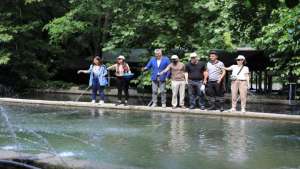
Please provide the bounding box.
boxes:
[143,49,170,107]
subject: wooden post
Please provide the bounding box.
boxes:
[264,71,268,93]
[268,75,272,93]
[258,71,262,92]
[250,71,253,90]
[255,72,258,92]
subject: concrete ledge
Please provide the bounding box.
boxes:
[34,88,300,105]
[0,98,300,122]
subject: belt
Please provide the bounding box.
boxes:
[188,79,203,81]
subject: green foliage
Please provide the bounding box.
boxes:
[0,0,299,90]
[44,10,89,44]
[255,4,300,78]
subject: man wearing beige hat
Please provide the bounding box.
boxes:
[160,55,186,108]
[185,52,207,110]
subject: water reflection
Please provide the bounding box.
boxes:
[168,115,190,153]
[225,119,249,163]
[89,108,104,117]
[0,104,300,169]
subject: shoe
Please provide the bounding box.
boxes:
[220,106,224,112]
[99,100,104,105]
[162,104,166,108]
[241,108,246,113]
[151,103,157,107]
[200,106,205,110]
[180,106,186,109]
[172,106,176,109]
[124,100,128,106]
[207,105,216,110]
[115,100,122,106]
[189,106,195,109]
[228,108,236,112]
[91,100,96,104]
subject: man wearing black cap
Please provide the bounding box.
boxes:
[204,51,226,111]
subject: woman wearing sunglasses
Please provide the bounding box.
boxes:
[223,55,250,113]
[108,55,132,106]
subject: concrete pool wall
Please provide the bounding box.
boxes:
[0,98,300,122]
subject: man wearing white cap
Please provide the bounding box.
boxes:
[185,52,207,109]
[160,55,186,108]
[223,55,250,113]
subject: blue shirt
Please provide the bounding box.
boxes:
[87,64,108,86]
[145,56,170,81]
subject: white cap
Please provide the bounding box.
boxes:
[171,55,179,59]
[236,55,245,60]
[117,55,125,60]
[190,52,198,59]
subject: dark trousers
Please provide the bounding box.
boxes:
[188,80,205,107]
[116,77,129,101]
[206,81,225,107]
[92,78,105,101]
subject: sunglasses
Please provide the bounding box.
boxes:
[236,59,244,61]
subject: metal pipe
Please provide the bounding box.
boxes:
[0,160,41,169]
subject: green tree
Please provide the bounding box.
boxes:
[256,4,300,79]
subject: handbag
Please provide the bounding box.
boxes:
[230,66,244,81]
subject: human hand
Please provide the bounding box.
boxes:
[77,70,82,74]
[217,78,222,84]
[203,80,207,85]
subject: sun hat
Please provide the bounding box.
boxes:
[117,55,125,60]
[171,55,179,60]
[189,52,198,59]
[236,55,245,60]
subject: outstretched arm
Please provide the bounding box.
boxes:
[77,70,89,74]
[143,58,153,71]
[107,64,116,71]
[159,64,171,75]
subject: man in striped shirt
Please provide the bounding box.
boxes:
[204,51,226,112]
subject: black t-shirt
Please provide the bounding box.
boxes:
[185,61,206,80]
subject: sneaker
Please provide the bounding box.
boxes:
[115,100,122,106]
[99,100,104,105]
[180,106,186,109]
[207,105,216,110]
[162,104,166,108]
[172,106,176,109]
[151,103,157,107]
[228,108,236,112]
[220,106,224,112]
[241,108,246,113]
[91,100,96,104]
[189,106,195,109]
[200,106,205,110]
[124,100,128,106]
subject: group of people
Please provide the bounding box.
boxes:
[78,49,250,113]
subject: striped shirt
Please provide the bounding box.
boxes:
[206,61,224,81]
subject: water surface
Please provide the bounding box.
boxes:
[0,103,300,169]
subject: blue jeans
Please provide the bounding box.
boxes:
[188,80,205,107]
[92,78,105,101]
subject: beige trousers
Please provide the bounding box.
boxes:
[231,80,248,109]
[171,81,186,107]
